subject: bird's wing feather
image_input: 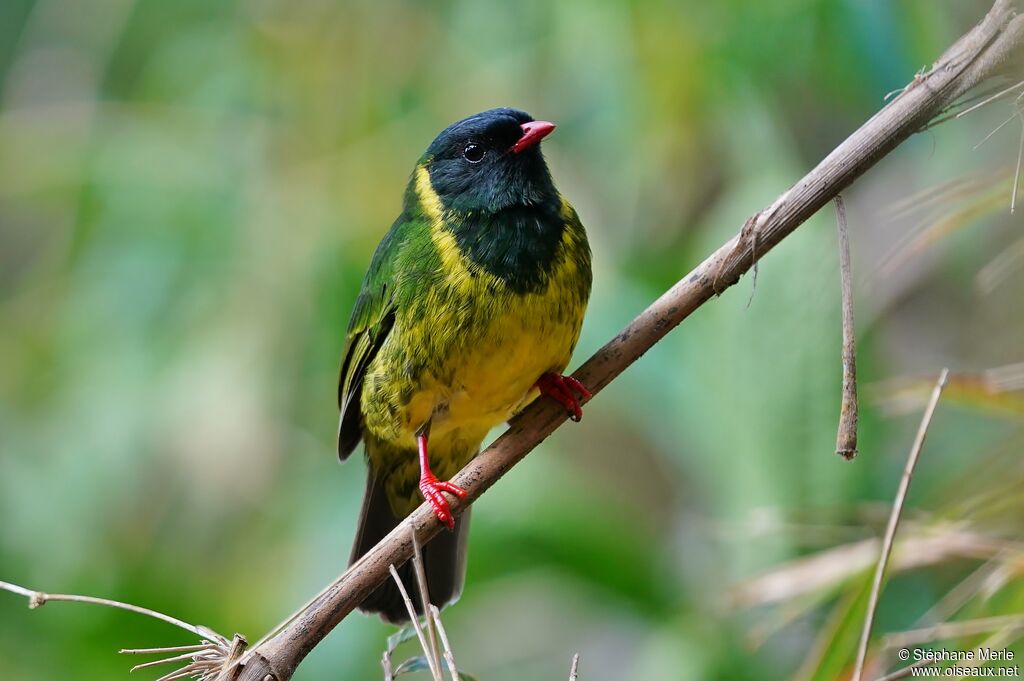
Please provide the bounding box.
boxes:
[336,222,405,460]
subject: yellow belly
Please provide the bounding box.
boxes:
[399,295,578,446]
[445,314,572,428]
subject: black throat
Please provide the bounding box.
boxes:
[446,198,565,294]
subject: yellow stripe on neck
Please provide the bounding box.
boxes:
[415,165,503,293]
[415,164,446,226]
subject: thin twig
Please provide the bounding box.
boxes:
[156,663,205,681]
[851,368,950,681]
[569,653,581,681]
[125,634,240,681]
[972,106,1022,149]
[122,643,221,655]
[131,649,215,672]
[0,579,225,643]
[955,79,1024,119]
[429,605,460,681]
[411,530,442,672]
[834,195,859,460]
[0,578,239,681]
[388,565,443,681]
[922,82,1022,130]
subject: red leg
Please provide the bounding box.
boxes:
[535,373,592,422]
[417,431,467,530]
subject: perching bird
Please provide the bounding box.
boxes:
[338,108,592,623]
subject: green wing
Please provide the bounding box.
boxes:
[336,223,404,460]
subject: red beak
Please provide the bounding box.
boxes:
[511,120,556,153]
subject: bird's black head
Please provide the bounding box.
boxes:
[418,108,558,213]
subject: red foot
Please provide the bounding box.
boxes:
[536,373,592,422]
[417,432,467,530]
[419,475,467,530]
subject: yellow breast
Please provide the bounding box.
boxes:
[362,167,590,450]
[412,169,585,432]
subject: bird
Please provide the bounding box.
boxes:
[337,107,592,623]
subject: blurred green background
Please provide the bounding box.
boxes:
[2,0,1023,679]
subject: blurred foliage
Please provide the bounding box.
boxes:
[1,0,1023,679]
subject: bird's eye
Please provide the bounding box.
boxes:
[462,143,485,163]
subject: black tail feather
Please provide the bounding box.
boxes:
[350,471,470,624]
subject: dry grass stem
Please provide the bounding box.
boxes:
[0,579,225,643]
[728,525,1017,609]
[0,579,251,680]
[428,605,460,681]
[955,80,1024,119]
[122,644,222,655]
[923,82,1024,129]
[884,615,1024,648]
[411,531,442,671]
[380,561,461,681]
[834,195,859,459]
[388,564,443,681]
[127,634,245,681]
[130,649,218,671]
[972,106,1023,150]
[915,553,1012,626]
[851,368,950,681]
[569,653,581,680]
[967,77,1024,213]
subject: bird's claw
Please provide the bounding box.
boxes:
[536,373,592,422]
[419,475,468,530]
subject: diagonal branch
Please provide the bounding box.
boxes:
[230,2,1024,679]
